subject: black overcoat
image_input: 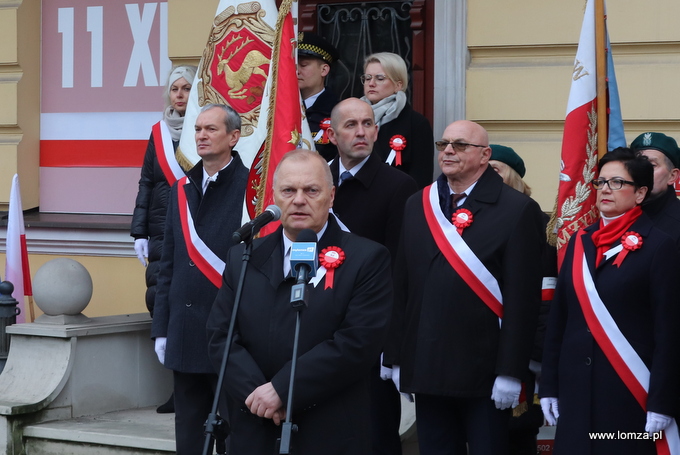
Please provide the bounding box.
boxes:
[373,103,434,189]
[151,153,248,374]
[330,151,418,260]
[540,214,680,455]
[131,124,184,313]
[207,216,393,455]
[385,167,544,397]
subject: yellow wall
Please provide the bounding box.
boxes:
[0,253,147,319]
[467,0,680,211]
[0,0,40,210]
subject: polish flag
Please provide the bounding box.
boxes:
[5,175,32,323]
[551,0,624,267]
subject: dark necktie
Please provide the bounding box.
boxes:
[339,171,354,186]
[451,192,467,207]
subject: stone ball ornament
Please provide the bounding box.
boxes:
[33,258,93,316]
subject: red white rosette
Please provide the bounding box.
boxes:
[613,231,642,268]
[389,135,407,166]
[319,246,345,289]
[314,118,332,144]
[452,208,473,235]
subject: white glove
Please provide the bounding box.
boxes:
[154,337,167,365]
[645,411,672,435]
[134,238,149,267]
[391,365,414,402]
[380,365,393,380]
[491,375,521,410]
[379,353,393,380]
[540,397,559,426]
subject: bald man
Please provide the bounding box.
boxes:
[384,120,545,455]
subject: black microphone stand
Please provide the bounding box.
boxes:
[277,264,311,454]
[202,231,255,455]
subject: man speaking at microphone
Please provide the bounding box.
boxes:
[207,149,393,454]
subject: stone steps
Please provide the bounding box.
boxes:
[23,408,176,455]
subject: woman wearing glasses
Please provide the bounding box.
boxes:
[360,52,434,188]
[540,148,680,454]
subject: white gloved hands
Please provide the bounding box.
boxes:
[540,397,559,426]
[379,352,393,380]
[380,364,393,380]
[134,238,149,267]
[491,375,521,410]
[154,337,167,365]
[645,411,672,435]
[390,365,414,402]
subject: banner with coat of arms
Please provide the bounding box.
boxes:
[179,0,313,225]
[179,0,277,168]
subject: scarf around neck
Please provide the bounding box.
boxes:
[590,205,643,267]
[163,106,184,142]
[362,91,407,126]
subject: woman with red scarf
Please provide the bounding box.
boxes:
[540,148,680,455]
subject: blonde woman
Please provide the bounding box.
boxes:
[361,52,433,188]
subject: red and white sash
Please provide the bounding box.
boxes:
[573,230,680,454]
[422,184,503,320]
[177,177,225,288]
[152,121,185,186]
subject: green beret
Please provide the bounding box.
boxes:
[490,144,526,178]
[630,132,680,169]
[298,32,339,65]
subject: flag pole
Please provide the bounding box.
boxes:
[27,296,35,322]
[595,0,608,159]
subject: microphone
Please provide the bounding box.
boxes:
[290,228,318,283]
[232,205,281,243]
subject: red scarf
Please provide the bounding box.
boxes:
[590,205,642,267]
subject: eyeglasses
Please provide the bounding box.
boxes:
[360,74,390,84]
[435,141,487,153]
[591,178,636,190]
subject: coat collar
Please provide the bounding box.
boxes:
[330,152,381,190]
[642,185,679,218]
[185,151,244,191]
[249,214,346,288]
[436,165,503,218]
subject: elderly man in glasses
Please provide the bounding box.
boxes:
[384,120,545,455]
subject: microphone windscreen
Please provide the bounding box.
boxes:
[266,205,282,221]
[295,228,317,243]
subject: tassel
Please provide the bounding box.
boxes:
[513,400,529,417]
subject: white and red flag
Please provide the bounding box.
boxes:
[4,175,32,323]
[254,0,313,236]
[551,0,625,267]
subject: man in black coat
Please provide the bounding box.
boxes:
[207,149,393,454]
[151,104,248,455]
[631,131,680,251]
[385,120,544,455]
[328,97,417,454]
[298,32,340,161]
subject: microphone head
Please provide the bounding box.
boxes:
[291,228,318,279]
[295,228,317,242]
[265,205,282,221]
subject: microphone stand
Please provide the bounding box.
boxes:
[202,233,255,455]
[277,265,310,454]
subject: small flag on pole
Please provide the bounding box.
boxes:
[5,174,33,323]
